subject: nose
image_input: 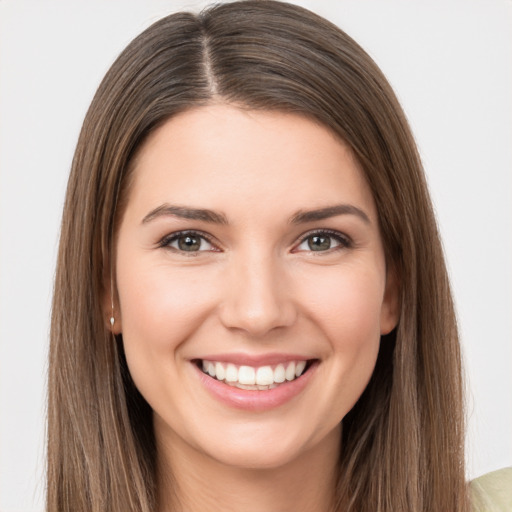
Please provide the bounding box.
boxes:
[218,252,297,338]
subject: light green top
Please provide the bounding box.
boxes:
[471,468,512,511]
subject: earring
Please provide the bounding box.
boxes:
[110,272,115,329]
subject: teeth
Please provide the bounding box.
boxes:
[295,360,306,377]
[256,366,274,386]
[200,359,309,388]
[238,366,256,385]
[215,362,226,381]
[274,364,285,383]
[285,362,296,381]
[225,363,238,382]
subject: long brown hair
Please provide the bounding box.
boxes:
[48,1,469,510]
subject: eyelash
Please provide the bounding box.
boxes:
[157,229,352,255]
[158,230,219,255]
[294,229,352,253]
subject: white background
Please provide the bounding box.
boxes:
[0,1,511,511]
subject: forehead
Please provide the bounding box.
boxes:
[125,104,377,223]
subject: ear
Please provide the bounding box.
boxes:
[380,266,400,335]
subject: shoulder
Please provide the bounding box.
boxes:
[471,468,512,511]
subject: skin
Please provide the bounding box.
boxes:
[112,104,398,512]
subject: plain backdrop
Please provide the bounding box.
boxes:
[0,1,511,511]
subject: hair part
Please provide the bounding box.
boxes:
[48,2,469,511]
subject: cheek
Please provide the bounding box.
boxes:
[118,259,222,416]
[116,258,218,364]
[325,283,382,379]
[285,263,385,431]
[115,259,221,411]
[301,263,385,344]
[299,262,384,394]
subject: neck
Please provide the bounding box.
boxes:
[156,426,340,512]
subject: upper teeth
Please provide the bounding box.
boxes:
[201,360,307,388]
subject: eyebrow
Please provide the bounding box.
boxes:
[141,203,370,226]
[290,204,371,225]
[141,204,228,225]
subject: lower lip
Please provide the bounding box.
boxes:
[192,362,317,411]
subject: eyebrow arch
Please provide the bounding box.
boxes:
[141,204,228,225]
[290,204,371,225]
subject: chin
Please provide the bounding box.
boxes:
[193,421,341,472]
[205,441,309,471]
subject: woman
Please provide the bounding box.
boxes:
[46,1,507,511]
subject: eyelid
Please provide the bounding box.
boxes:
[156,228,351,254]
[158,229,221,252]
[292,228,352,252]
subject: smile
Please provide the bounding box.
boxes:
[192,355,318,411]
[200,359,309,390]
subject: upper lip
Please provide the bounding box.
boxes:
[193,352,314,366]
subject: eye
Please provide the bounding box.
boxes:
[161,231,217,253]
[294,230,350,253]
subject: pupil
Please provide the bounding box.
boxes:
[178,235,200,251]
[308,235,330,251]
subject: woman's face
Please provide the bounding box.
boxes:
[114,105,398,469]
